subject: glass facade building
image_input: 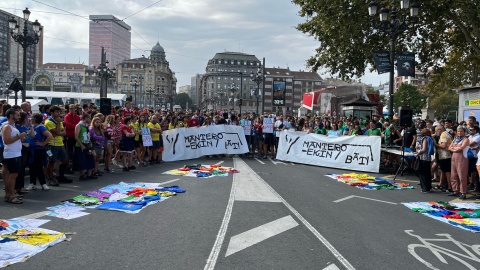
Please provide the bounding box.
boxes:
[89,15,131,68]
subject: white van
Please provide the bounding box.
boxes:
[173,105,182,112]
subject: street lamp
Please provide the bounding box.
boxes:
[230,83,239,112]
[368,0,419,120]
[96,48,115,98]
[8,8,42,105]
[130,79,138,106]
[148,85,153,109]
[250,67,263,115]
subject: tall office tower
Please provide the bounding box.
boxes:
[89,15,131,68]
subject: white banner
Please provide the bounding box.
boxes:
[162,125,249,161]
[263,118,274,133]
[276,131,381,173]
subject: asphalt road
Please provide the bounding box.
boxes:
[1,156,480,270]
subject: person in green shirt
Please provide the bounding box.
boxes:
[367,121,382,136]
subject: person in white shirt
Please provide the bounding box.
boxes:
[2,109,26,204]
[274,115,287,153]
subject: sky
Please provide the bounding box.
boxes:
[3,0,389,88]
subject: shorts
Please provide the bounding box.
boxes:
[104,140,113,146]
[438,158,452,173]
[264,134,274,145]
[0,147,4,163]
[468,158,477,173]
[94,147,103,156]
[2,156,21,174]
[150,140,161,149]
[48,145,67,162]
[256,134,264,142]
[73,147,95,171]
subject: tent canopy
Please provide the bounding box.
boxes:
[9,91,127,106]
[7,99,49,112]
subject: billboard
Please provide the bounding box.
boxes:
[273,81,286,106]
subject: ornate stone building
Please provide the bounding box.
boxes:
[200,52,262,112]
[115,42,177,109]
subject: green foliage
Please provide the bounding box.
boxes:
[366,88,380,94]
[393,83,426,114]
[430,88,459,119]
[292,0,480,85]
[175,93,193,110]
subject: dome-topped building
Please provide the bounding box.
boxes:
[115,41,176,109]
[151,42,166,63]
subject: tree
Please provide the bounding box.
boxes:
[292,0,480,85]
[175,93,193,110]
[430,88,459,119]
[393,83,426,114]
[366,88,380,94]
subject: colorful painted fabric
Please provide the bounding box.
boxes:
[156,186,186,193]
[96,201,148,212]
[1,229,65,246]
[84,190,112,201]
[448,218,476,225]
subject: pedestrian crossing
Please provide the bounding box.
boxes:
[252,156,294,165]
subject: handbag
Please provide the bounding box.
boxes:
[414,156,421,172]
[467,148,475,158]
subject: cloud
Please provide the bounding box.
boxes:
[2,0,385,88]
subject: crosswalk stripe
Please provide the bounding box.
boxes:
[225,215,299,257]
[254,158,265,164]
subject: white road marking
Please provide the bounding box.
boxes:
[215,161,224,165]
[333,195,397,205]
[268,157,286,165]
[204,165,237,270]
[158,178,180,186]
[225,215,299,257]
[232,158,356,270]
[290,162,295,165]
[323,264,340,270]
[254,158,265,164]
[234,158,282,203]
[16,211,51,219]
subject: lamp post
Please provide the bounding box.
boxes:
[250,67,263,115]
[368,0,419,120]
[130,79,138,106]
[230,83,239,113]
[148,85,153,109]
[96,47,116,98]
[8,8,42,104]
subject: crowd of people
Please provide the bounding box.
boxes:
[1,99,478,204]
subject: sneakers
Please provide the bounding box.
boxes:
[48,178,59,186]
[123,167,130,172]
[86,175,98,180]
[41,184,50,191]
[105,168,114,173]
[128,166,136,170]
[25,184,36,191]
[459,194,467,200]
[111,159,118,167]
[79,175,87,181]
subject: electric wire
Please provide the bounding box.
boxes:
[121,0,163,21]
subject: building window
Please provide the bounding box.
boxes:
[314,82,322,85]
[140,64,144,69]
[265,92,272,96]
[67,72,70,76]
[265,85,272,88]
[217,84,221,88]
[286,86,292,89]
[286,79,292,82]
[59,78,63,82]
[266,78,273,81]
[294,81,302,85]
[59,72,63,76]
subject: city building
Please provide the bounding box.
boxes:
[200,52,262,112]
[177,85,190,95]
[394,70,430,92]
[40,63,87,84]
[263,68,323,114]
[115,42,177,109]
[89,15,131,68]
[190,74,201,108]
[0,8,43,90]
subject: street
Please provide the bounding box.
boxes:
[2,156,480,270]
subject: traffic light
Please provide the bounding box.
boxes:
[238,99,242,106]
